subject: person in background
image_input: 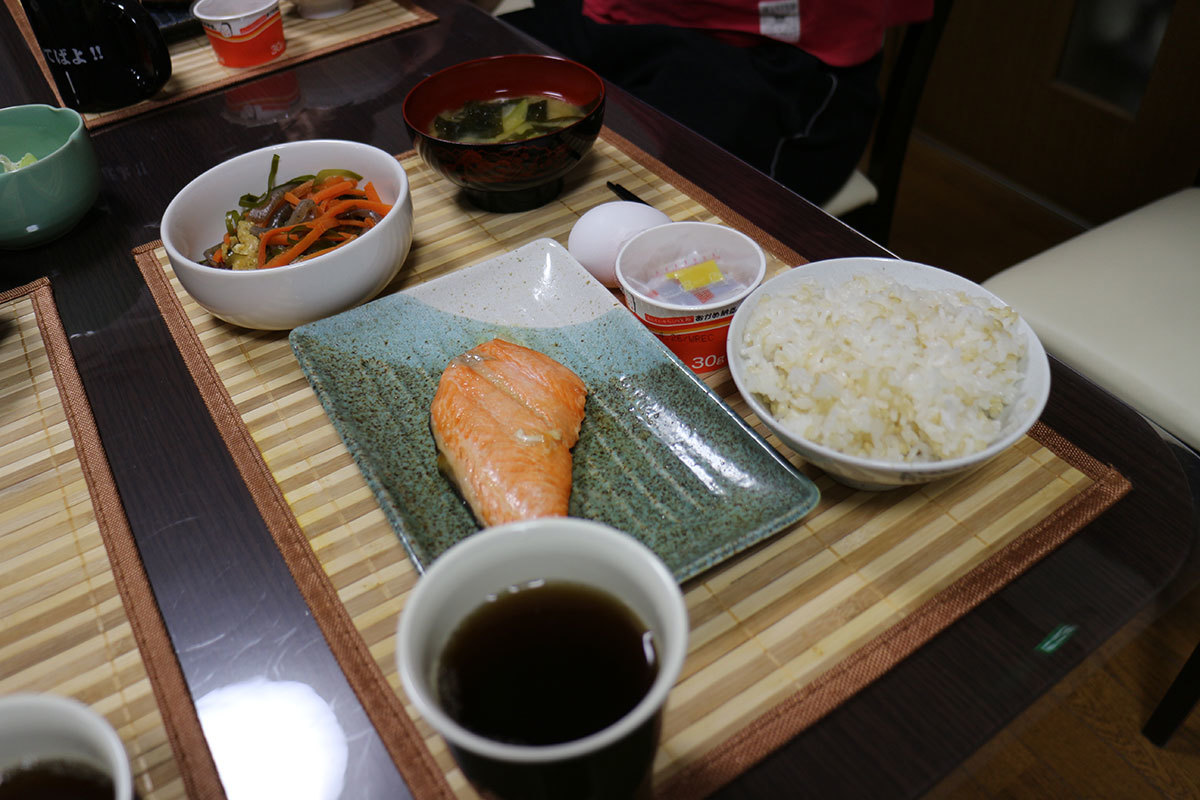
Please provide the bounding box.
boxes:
[497,0,934,207]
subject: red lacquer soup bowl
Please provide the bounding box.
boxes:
[403,54,605,213]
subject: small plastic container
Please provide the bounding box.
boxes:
[192,0,286,68]
[615,221,766,374]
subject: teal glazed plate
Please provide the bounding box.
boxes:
[289,239,819,583]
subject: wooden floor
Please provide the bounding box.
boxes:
[882,133,1200,798]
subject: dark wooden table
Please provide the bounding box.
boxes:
[2,1,1196,797]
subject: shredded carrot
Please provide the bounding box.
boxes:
[320,198,393,217]
[257,231,273,268]
[262,215,347,268]
[240,174,395,269]
[325,218,372,229]
[213,231,231,264]
[299,238,354,260]
[257,220,310,265]
[311,178,359,205]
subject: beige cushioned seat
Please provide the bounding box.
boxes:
[982,187,1200,449]
[821,169,880,218]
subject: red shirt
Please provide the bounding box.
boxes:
[582,0,934,67]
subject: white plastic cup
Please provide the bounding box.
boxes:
[396,518,688,800]
[0,693,133,800]
[192,0,286,68]
[615,221,766,374]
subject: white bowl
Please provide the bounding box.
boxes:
[162,139,414,330]
[727,257,1051,491]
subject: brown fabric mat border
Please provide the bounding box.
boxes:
[0,278,227,800]
[4,0,437,129]
[658,421,1131,798]
[131,243,456,799]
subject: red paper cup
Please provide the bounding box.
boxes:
[192,0,286,68]
[616,222,766,374]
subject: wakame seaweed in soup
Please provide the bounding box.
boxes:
[431,95,589,144]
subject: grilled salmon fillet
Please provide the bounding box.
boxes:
[430,339,587,527]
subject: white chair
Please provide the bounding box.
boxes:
[982,186,1200,747]
[982,186,1200,453]
[487,0,532,13]
[821,169,879,219]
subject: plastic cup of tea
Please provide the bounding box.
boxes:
[192,0,287,68]
[396,518,688,800]
[0,693,133,799]
[615,221,766,374]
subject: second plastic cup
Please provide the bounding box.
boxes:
[192,0,286,68]
[616,221,766,374]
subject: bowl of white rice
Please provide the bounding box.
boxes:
[727,257,1050,490]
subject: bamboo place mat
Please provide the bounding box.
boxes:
[133,130,1131,799]
[0,279,225,799]
[4,0,436,128]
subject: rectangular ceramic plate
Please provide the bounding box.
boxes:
[289,239,819,582]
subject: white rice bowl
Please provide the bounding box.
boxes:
[727,257,1050,490]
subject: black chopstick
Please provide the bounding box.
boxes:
[606,181,652,206]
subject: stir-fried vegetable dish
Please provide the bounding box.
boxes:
[202,154,392,270]
[431,95,589,144]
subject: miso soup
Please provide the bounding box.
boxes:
[431,95,589,144]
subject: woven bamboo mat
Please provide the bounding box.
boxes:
[4,0,436,128]
[0,279,225,799]
[133,130,1131,799]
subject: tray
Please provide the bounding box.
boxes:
[290,239,820,581]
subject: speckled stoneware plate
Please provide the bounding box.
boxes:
[289,238,819,583]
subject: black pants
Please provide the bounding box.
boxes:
[502,1,882,206]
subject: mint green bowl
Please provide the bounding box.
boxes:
[0,104,100,249]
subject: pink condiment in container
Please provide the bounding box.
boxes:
[192,0,286,68]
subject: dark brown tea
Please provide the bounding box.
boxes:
[437,580,659,746]
[0,758,114,799]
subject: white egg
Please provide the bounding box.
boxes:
[567,201,672,287]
